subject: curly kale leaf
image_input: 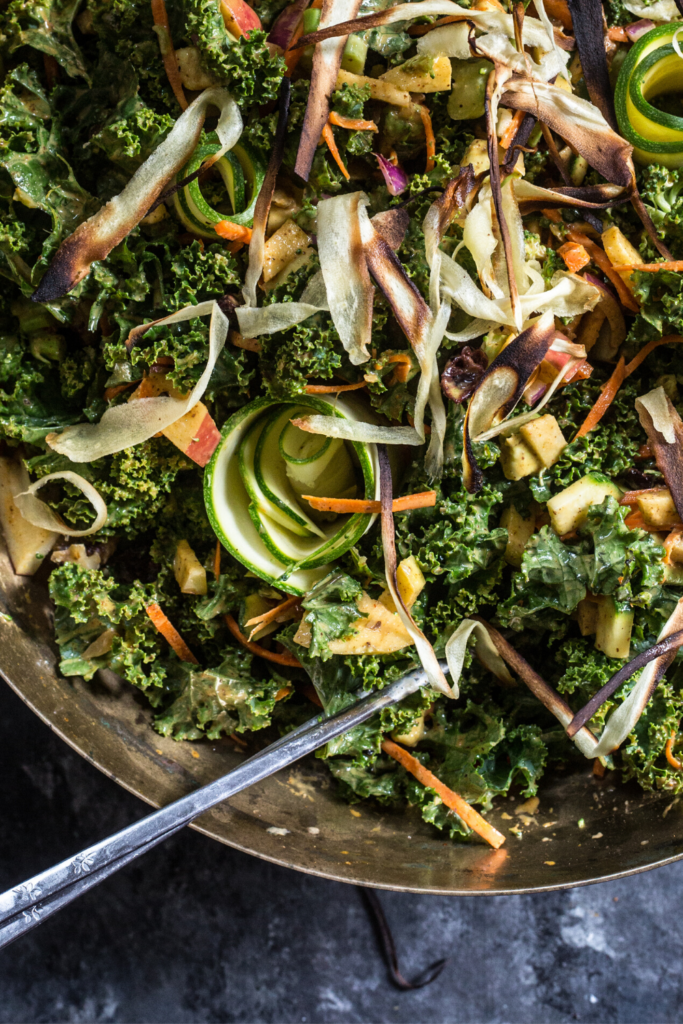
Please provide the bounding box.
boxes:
[49,562,170,694]
[0,65,97,270]
[155,649,283,740]
[299,572,364,662]
[183,0,285,104]
[0,332,83,442]
[639,165,683,259]
[499,526,590,633]
[90,106,174,177]
[579,496,665,605]
[628,268,683,348]
[0,0,89,82]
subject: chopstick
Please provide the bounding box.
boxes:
[0,663,437,949]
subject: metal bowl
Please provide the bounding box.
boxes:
[2,542,682,895]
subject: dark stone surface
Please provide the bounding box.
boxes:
[1,678,683,1024]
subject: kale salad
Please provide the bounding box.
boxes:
[4,0,683,847]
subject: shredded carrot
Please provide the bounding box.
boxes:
[592,758,606,777]
[214,539,221,580]
[146,602,198,664]
[275,686,292,701]
[245,595,301,639]
[301,682,323,706]
[321,122,350,180]
[418,104,435,173]
[558,241,591,274]
[543,0,573,29]
[231,330,262,353]
[408,14,463,35]
[562,359,592,385]
[666,730,683,769]
[387,352,413,384]
[636,443,653,459]
[623,510,669,532]
[625,334,683,377]
[215,220,253,243]
[304,380,366,393]
[575,335,683,439]
[664,527,683,565]
[226,240,246,255]
[302,490,437,514]
[575,356,626,438]
[151,0,188,111]
[612,261,683,273]
[103,382,135,402]
[225,613,302,666]
[619,489,659,506]
[541,207,563,224]
[568,228,640,312]
[329,111,378,132]
[607,26,628,42]
[500,109,526,151]
[284,16,305,77]
[381,739,505,848]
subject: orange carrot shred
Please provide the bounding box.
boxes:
[557,241,591,274]
[418,104,435,173]
[146,602,198,663]
[592,758,606,777]
[302,490,437,514]
[607,25,628,41]
[328,111,378,132]
[245,595,301,640]
[214,539,221,580]
[151,0,188,111]
[215,220,253,243]
[381,739,505,849]
[575,335,683,439]
[304,380,366,394]
[225,613,302,666]
[387,352,413,384]
[568,228,640,312]
[284,17,305,76]
[321,122,350,180]
[500,109,526,151]
[612,262,683,273]
[575,356,626,438]
[666,730,683,769]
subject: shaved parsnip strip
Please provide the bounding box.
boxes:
[15,472,108,537]
[34,89,242,302]
[378,446,452,697]
[291,415,422,445]
[318,193,374,365]
[47,301,229,462]
[444,618,514,700]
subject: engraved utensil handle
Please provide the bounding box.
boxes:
[0,665,432,949]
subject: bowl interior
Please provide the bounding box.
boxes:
[2,541,683,895]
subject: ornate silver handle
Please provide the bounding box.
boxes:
[0,664,435,949]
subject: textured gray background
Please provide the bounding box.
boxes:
[1,680,683,1024]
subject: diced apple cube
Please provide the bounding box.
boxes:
[130,376,221,466]
[577,596,599,636]
[499,432,542,481]
[262,220,312,283]
[328,592,413,655]
[336,69,411,107]
[667,531,683,564]
[380,555,426,612]
[519,414,567,469]
[500,505,535,566]
[547,473,622,536]
[636,488,680,529]
[380,54,452,93]
[0,458,58,575]
[594,596,633,659]
[391,712,426,747]
[174,540,207,595]
[175,47,215,90]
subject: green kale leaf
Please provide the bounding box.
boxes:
[0,0,89,82]
[299,571,364,661]
[155,649,283,740]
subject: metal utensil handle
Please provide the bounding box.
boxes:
[0,666,429,949]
